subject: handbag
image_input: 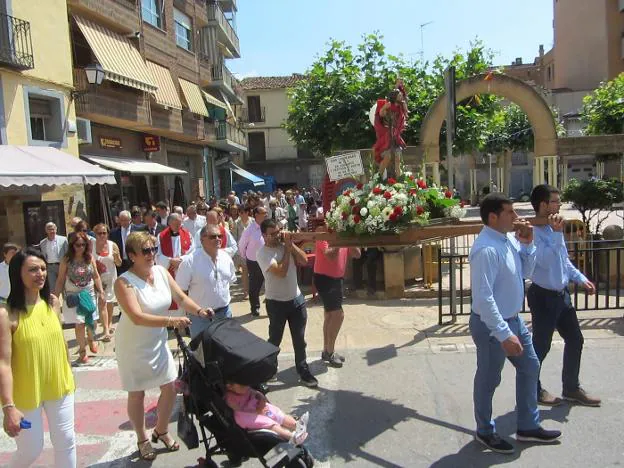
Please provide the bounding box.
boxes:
[177,400,199,449]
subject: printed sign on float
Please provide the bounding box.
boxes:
[325,151,364,182]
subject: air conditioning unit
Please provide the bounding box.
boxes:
[620,0,624,12]
[76,118,92,144]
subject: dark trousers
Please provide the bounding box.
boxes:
[266,294,308,374]
[352,248,380,292]
[527,284,584,393]
[246,259,264,314]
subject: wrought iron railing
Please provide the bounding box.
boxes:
[0,14,34,70]
[241,106,266,123]
[215,120,245,145]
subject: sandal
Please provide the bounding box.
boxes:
[73,350,89,366]
[137,439,156,461]
[101,334,112,343]
[88,340,98,354]
[151,430,180,452]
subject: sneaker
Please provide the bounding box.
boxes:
[516,427,562,443]
[251,310,260,317]
[298,370,318,388]
[562,387,601,407]
[538,388,563,406]
[289,430,308,446]
[321,351,342,367]
[294,411,309,439]
[475,433,514,454]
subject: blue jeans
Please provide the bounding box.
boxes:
[189,305,232,339]
[470,312,541,435]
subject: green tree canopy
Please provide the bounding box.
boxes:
[581,73,624,135]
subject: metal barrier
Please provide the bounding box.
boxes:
[438,239,624,325]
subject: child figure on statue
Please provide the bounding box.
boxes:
[225,382,309,445]
[372,79,408,179]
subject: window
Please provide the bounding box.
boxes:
[142,0,163,29]
[24,89,65,146]
[248,132,266,161]
[247,95,262,123]
[174,9,192,51]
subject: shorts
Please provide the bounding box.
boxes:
[313,273,343,312]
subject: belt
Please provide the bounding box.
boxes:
[213,305,229,314]
[531,283,566,296]
[472,311,519,322]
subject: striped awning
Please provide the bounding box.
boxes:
[202,90,227,111]
[179,78,209,117]
[146,61,183,110]
[74,16,157,93]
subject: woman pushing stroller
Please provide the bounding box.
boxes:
[225,382,309,446]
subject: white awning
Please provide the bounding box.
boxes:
[82,155,187,175]
[0,146,116,187]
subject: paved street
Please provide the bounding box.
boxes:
[1,294,623,467]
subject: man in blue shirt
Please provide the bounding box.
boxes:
[528,185,600,407]
[470,193,561,454]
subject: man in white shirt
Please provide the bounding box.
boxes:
[193,211,237,258]
[183,205,207,239]
[238,206,268,316]
[177,224,236,338]
[39,222,68,290]
[155,201,170,227]
[257,219,318,388]
[0,243,18,302]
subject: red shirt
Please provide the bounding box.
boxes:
[314,241,349,279]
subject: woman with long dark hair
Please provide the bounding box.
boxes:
[0,247,76,467]
[54,232,104,365]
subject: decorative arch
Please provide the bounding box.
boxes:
[419,73,558,162]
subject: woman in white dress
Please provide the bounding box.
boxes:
[114,231,212,461]
[92,223,121,342]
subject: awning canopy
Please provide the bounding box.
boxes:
[82,155,187,175]
[229,162,264,187]
[146,61,182,110]
[202,90,227,111]
[0,146,116,187]
[74,16,157,93]
[179,78,209,117]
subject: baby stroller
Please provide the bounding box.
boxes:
[175,319,314,467]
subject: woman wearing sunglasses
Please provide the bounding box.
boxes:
[114,232,210,460]
[54,232,104,365]
[92,224,122,342]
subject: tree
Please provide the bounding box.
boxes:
[581,73,624,135]
[562,178,624,235]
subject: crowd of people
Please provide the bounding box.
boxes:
[0,183,603,465]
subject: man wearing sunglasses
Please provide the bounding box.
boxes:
[177,225,235,337]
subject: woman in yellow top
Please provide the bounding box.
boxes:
[0,247,76,467]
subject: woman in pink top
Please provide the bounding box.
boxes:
[313,229,360,368]
[225,382,309,445]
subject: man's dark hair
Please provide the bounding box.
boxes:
[260,219,277,234]
[253,206,266,217]
[143,209,156,219]
[3,243,18,256]
[155,201,168,210]
[530,184,559,212]
[480,193,512,225]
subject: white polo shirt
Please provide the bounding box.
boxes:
[176,247,236,309]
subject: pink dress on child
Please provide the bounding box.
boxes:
[225,387,285,430]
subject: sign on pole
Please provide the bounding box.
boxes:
[325,151,364,182]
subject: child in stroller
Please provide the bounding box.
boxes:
[225,381,309,445]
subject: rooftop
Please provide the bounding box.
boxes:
[240,74,306,90]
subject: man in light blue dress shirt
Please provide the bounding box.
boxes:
[470,193,561,454]
[528,185,600,407]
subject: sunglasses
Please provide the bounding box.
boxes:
[208,234,222,240]
[141,246,158,255]
[74,243,87,247]
[95,231,107,236]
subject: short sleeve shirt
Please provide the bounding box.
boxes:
[256,245,300,301]
[313,241,348,278]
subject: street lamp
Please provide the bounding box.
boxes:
[84,63,105,85]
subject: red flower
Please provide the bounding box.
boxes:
[383,191,392,199]
[353,215,361,224]
[416,206,425,215]
[394,206,403,215]
[343,190,352,196]
[349,198,356,206]
[409,175,415,180]
[356,183,363,190]
[372,187,383,195]
[460,201,465,208]
[417,179,427,189]
[444,190,452,198]
[409,188,418,195]
[387,177,397,185]
[341,212,348,220]
[352,205,360,214]
[389,213,398,222]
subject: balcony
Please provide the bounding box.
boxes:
[182,111,207,141]
[173,0,208,26]
[219,0,237,12]
[150,106,183,135]
[206,62,244,104]
[206,2,240,58]
[0,14,34,70]
[67,0,140,33]
[241,107,266,123]
[73,69,150,126]
[210,120,247,152]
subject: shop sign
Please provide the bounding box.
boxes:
[143,134,161,152]
[99,136,122,150]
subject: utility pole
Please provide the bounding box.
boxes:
[420,21,433,63]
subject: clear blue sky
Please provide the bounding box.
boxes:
[229,0,554,78]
